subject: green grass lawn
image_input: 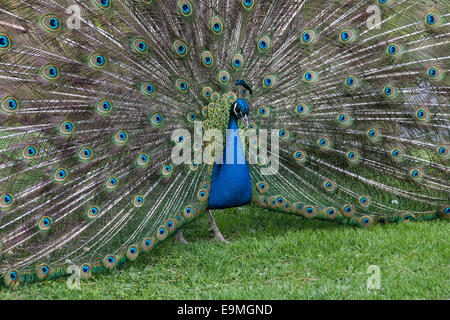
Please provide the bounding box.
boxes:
[0,206,448,300]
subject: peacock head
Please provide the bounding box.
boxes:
[233,80,252,127]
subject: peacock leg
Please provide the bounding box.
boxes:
[207,210,229,243]
[175,230,188,243]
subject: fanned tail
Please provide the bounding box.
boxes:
[0,0,448,286]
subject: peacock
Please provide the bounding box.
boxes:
[0,0,448,286]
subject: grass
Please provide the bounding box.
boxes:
[0,206,448,300]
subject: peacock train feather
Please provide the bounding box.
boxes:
[0,0,448,285]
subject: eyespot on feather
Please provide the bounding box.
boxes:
[54,168,69,183]
[161,164,173,177]
[4,269,19,286]
[300,29,315,45]
[201,51,214,68]
[1,96,20,114]
[127,245,139,261]
[37,263,52,280]
[40,14,62,33]
[0,193,14,208]
[86,206,100,219]
[257,34,271,53]
[105,176,119,190]
[210,16,224,35]
[0,33,12,50]
[40,64,60,81]
[178,0,193,17]
[141,238,155,252]
[232,53,245,70]
[78,146,93,162]
[93,0,112,10]
[241,0,255,10]
[103,254,117,270]
[22,145,38,161]
[89,53,107,69]
[150,112,164,127]
[37,216,53,232]
[173,40,189,58]
[131,38,149,54]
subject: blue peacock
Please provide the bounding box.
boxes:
[0,0,448,286]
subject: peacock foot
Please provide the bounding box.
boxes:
[207,210,230,243]
[175,230,189,244]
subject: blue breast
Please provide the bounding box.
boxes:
[208,114,252,209]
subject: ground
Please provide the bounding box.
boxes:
[0,206,448,299]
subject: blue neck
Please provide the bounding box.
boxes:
[207,114,252,209]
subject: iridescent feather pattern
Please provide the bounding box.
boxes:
[0,0,448,286]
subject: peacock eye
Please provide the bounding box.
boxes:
[409,168,423,181]
[1,193,14,208]
[22,145,38,160]
[161,164,173,177]
[210,16,224,35]
[382,84,397,98]
[176,78,189,93]
[347,150,360,162]
[427,66,442,80]
[106,176,119,189]
[54,168,68,182]
[0,34,11,50]
[437,145,448,157]
[201,51,214,68]
[257,35,271,53]
[425,12,440,26]
[59,120,74,135]
[303,70,317,83]
[94,0,112,10]
[40,14,61,32]
[217,70,230,86]
[1,96,19,113]
[179,0,193,17]
[300,30,315,45]
[89,53,107,69]
[132,38,149,54]
[345,76,358,88]
[173,40,188,58]
[41,64,60,81]
[112,130,128,145]
[133,196,144,207]
[242,0,254,9]
[38,216,53,230]
[232,53,244,70]
[359,196,371,207]
[258,106,270,117]
[263,75,276,89]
